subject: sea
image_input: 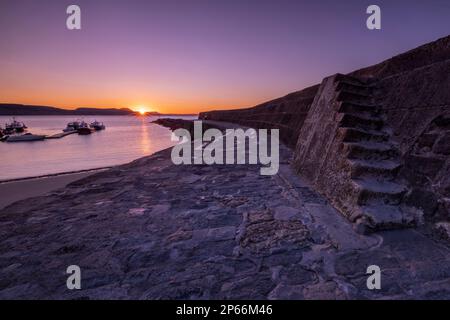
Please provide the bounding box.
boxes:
[0,115,196,181]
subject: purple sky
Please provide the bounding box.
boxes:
[0,0,449,113]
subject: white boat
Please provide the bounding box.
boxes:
[63,120,81,132]
[6,133,46,142]
[89,120,106,130]
[77,121,93,135]
[0,127,9,141]
[0,127,8,142]
[5,117,27,133]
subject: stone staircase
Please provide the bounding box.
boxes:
[334,74,421,232]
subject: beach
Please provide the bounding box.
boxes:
[0,170,108,210]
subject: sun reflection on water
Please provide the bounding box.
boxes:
[140,117,151,154]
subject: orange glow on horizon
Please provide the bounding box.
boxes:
[0,79,276,114]
[133,105,152,115]
[0,82,276,114]
[0,93,265,115]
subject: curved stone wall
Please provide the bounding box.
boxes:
[199,35,450,230]
[199,84,319,146]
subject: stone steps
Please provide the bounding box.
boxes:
[334,73,369,86]
[354,205,417,231]
[340,113,384,131]
[344,141,399,160]
[336,82,374,98]
[338,101,380,114]
[336,90,372,104]
[336,82,374,96]
[349,159,401,179]
[334,74,420,232]
[353,178,407,205]
[340,127,389,143]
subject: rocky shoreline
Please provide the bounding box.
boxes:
[0,123,449,299]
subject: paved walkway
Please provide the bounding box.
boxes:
[0,140,449,299]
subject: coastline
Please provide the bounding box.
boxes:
[0,168,110,210]
[0,166,113,184]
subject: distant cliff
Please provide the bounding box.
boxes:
[0,104,139,116]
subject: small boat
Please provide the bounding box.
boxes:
[0,127,8,142]
[63,120,81,132]
[89,120,106,131]
[77,121,93,135]
[3,126,15,135]
[6,133,46,142]
[5,117,27,133]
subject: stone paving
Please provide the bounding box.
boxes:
[0,142,449,299]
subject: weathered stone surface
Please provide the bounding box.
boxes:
[0,141,449,299]
[433,132,450,155]
[268,284,304,299]
[302,281,347,300]
[273,206,299,221]
[435,222,450,242]
[417,133,438,149]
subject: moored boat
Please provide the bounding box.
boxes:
[3,126,15,135]
[63,120,81,132]
[89,120,106,131]
[0,127,7,142]
[5,117,27,133]
[77,121,93,135]
[6,133,46,142]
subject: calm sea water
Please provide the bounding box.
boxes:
[0,115,195,181]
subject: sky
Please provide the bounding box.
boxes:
[0,0,449,114]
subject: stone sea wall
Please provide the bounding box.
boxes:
[377,60,450,222]
[200,35,450,231]
[353,38,450,224]
[199,84,319,147]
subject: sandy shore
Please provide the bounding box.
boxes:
[0,170,107,209]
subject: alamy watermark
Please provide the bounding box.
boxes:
[66,4,381,31]
[66,5,81,30]
[66,265,81,290]
[367,5,381,30]
[366,265,381,290]
[170,121,280,175]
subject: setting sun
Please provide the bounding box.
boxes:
[135,105,151,115]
